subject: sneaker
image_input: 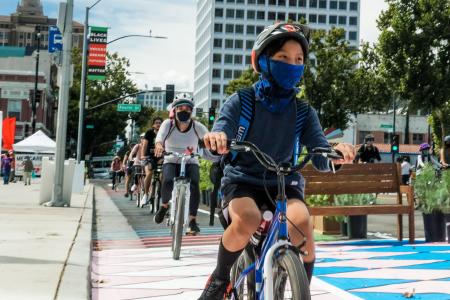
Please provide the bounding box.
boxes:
[124,193,129,198]
[188,219,201,234]
[141,194,149,206]
[154,205,169,224]
[198,274,232,300]
[131,184,137,192]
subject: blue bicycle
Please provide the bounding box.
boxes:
[227,140,342,300]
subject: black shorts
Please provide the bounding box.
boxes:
[143,157,157,170]
[221,183,304,211]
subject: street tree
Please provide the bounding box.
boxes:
[377,0,450,145]
[68,49,139,156]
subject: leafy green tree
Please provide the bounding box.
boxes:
[225,67,259,96]
[68,50,139,156]
[377,0,450,142]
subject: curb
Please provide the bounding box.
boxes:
[55,184,94,300]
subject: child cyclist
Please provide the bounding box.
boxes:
[199,23,355,299]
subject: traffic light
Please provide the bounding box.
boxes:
[208,107,216,126]
[391,134,399,153]
[34,90,42,103]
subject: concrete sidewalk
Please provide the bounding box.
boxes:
[0,179,93,300]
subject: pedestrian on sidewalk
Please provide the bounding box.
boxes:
[8,150,16,183]
[1,153,12,185]
[401,156,412,185]
[22,156,34,185]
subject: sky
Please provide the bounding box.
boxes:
[1,0,388,91]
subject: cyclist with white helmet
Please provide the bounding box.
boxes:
[153,94,210,234]
[440,135,450,168]
[199,23,355,299]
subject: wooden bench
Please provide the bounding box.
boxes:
[302,163,415,243]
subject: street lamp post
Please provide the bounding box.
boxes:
[76,3,167,162]
[32,29,41,134]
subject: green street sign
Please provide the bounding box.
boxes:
[117,103,141,112]
[380,124,393,129]
[86,124,94,129]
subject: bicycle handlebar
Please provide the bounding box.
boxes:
[162,151,201,158]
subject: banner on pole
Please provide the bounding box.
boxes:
[2,117,16,150]
[87,26,108,81]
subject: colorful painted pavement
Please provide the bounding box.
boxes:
[91,239,450,299]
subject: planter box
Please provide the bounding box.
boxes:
[423,211,446,242]
[313,216,340,235]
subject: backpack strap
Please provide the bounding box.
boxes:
[162,119,176,146]
[192,120,201,140]
[231,87,256,161]
[292,100,310,165]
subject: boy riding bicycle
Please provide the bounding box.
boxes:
[200,23,354,299]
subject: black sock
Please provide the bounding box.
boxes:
[212,239,244,281]
[303,259,315,284]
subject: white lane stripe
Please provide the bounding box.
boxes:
[197,208,219,218]
[312,276,363,300]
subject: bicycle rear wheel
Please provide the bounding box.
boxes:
[230,245,255,299]
[172,184,186,260]
[272,249,310,300]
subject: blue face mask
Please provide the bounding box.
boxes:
[259,55,305,90]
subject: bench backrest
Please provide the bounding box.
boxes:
[302,163,401,195]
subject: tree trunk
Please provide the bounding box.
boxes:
[404,109,410,144]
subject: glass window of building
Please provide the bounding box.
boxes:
[309,14,317,23]
[329,15,337,24]
[235,39,243,49]
[237,0,244,3]
[226,0,235,3]
[299,0,306,6]
[225,39,234,48]
[234,55,243,64]
[330,0,337,9]
[338,15,346,25]
[246,40,254,49]
[349,16,357,25]
[215,8,223,17]
[224,69,233,78]
[235,24,244,33]
[298,13,306,22]
[339,1,347,10]
[318,14,326,23]
[212,69,221,78]
[212,84,221,93]
[268,11,276,20]
[247,25,256,34]
[288,13,296,21]
[226,9,235,18]
[226,24,234,33]
[214,23,223,33]
[309,0,318,8]
[256,26,265,33]
[269,0,276,5]
[213,53,222,63]
[213,38,223,48]
[278,0,286,6]
[225,54,233,63]
[257,0,266,4]
[7,100,21,119]
[412,133,424,145]
[350,1,357,10]
[247,10,255,19]
[319,0,327,8]
[245,55,252,64]
[236,9,244,18]
[277,12,286,21]
[349,31,357,40]
[257,11,265,20]
[248,0,256,3]
[234,70,242,78]
[289,0,297,6]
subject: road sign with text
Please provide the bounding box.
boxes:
[117,104,141,112]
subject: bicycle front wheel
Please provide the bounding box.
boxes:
[172,184,186,260]
[230,245,255,299]
[272,249,310,300]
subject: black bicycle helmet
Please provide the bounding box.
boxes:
[251,22,311,73]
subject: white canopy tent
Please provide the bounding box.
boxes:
[13,130,56,153]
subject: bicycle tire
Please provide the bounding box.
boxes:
[152,179,161,214]
[272,249,310,300]
[230,245,255,299]
[172,184,186,260]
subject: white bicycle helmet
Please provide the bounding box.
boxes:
[172,93,194,109]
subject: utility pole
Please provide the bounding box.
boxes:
[50,0,73,206]
[32,29,41,134]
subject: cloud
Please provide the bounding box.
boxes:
[359,0,388,44]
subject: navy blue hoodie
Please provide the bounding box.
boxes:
[212,86,331,199]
